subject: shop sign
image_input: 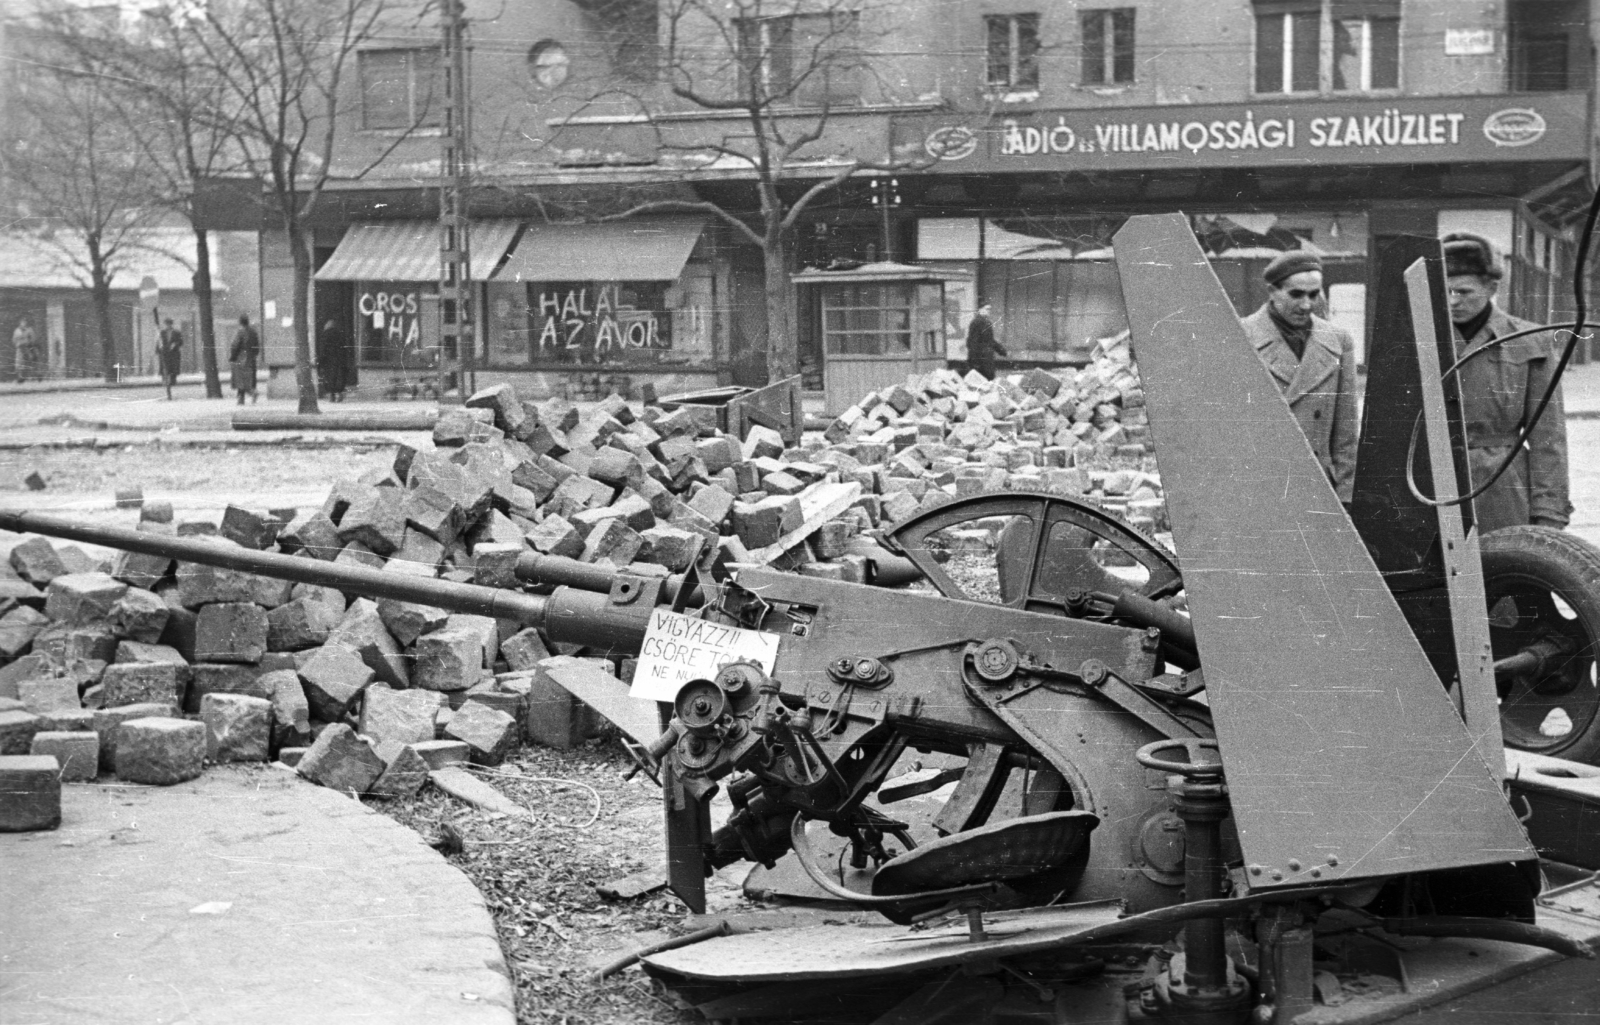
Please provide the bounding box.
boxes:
[532,281,671,358]
[895,91,1585,174]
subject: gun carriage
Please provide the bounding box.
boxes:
[6,214,1600,1025]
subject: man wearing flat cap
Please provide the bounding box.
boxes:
[1442,232,1570,532]
[1240,250,1360,502]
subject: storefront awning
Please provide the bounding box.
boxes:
[792,261,972,284]
[494,218,705,282]
[314,220,521,282]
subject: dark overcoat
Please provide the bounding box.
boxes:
[229,325,259,393]
[318,323,356,394]
[157,327,183,382]
[965,313,1006,379]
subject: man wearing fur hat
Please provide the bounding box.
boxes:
[1240,250,1360,502]
[1442,232,1570,532]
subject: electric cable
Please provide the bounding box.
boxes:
[1406,182,1600,510]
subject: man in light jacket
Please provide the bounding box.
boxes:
[1239,250,1360,503]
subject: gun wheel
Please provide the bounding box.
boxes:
[1481,526,1600,764]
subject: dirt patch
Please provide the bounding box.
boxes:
[370,742,754,1025]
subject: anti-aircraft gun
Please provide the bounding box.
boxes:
[6,214,1600,1024]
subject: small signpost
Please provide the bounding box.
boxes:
[630,608,780,702]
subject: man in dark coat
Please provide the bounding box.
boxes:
[317,319,354,401]
[965,300,1007,380]
[156,316,183,400]
[1239,251,1360,502]
[229,314,260,405]
[1442,232,1570,532]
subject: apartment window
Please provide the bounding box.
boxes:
[738,13,860,106]
[360,48,442,130]
[1508,0,1582,92]
[1255,1,1398,94]
[1332,6,1399,91]
[1081,9,1135,86]
[986,14,1040,90]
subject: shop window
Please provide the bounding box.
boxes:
[528,280,675,364]
[356,282,434,364]
[737,13,860,107]
[360,48,442,130]
[1332,7,1399,91]
[1080,8,1134,86]
[1255,1,1399,94]
[916,219,982,260]
[986,13,1040,91]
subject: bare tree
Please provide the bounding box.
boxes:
[32,3,242,398]
[562,0,961,380]
[2,25,167,383]
[185,0,433,413]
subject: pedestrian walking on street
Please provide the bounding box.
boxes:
[965,300,1007,380]
[1442,232,1571,532]
[12,316,39,382]
[1240,250,1360,503]
[317,318,354,401]
[229,314,260,405]
[156,316,183,400]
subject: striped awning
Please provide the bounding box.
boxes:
[314,220,521,283]
[494,218,706,282]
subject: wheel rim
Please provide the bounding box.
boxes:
[1487,571,1600,755]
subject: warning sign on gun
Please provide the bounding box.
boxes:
[630,609,779,702]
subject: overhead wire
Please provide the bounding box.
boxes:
[1406,184,1600,510]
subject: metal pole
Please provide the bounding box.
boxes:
[0,510,549,625]
[439,0,473,398]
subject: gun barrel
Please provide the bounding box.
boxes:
[0,509,553,627]
[517,551,694,601]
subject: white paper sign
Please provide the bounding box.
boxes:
[631,608,779,702]
[263,300,277,318]
[1445,28,1494,56]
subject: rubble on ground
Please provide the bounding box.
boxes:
[0,347,1167,825]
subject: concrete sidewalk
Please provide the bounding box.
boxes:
[0,766,515,1025]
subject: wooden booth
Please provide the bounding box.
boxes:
[794,262,971,414]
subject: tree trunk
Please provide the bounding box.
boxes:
[193,226,222,398]
[762,233,798,381]
[288,225,320,414]
[87,245,119,383]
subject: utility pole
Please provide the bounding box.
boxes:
[868,176,900,261]
[438,0,473,397]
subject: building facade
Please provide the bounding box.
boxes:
[248,0,1597,400]
[0,228,246,382]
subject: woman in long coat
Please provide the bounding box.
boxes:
[229,314,260,404]
[317,319,355,401]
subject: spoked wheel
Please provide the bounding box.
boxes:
[1480,527,1600,764]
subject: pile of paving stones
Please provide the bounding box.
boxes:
[0,352,1168,831]
[0,515,609,825]
[820,333,1166,537]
